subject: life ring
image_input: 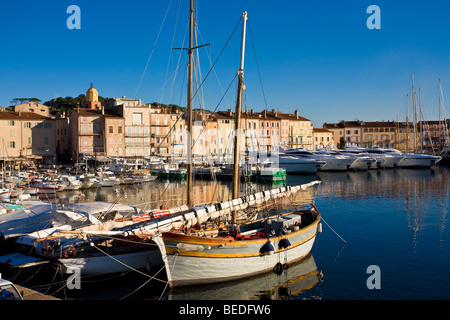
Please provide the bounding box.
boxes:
[63,245,76,258]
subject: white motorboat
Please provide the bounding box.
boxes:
[379,148,441,168]
[330,149,378,170]
[0,188,11,200]
[360,148,405,168]
[96,170,117,187]
[58,175,82,191]
[29,179,60,194]
[278,155,325,174]
[282,148,355,171]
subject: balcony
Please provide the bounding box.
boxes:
[124,133,151,138]
[79,131,103,136]
[151,133,168,138]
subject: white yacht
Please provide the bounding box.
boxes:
[323,149,377,171]
[278,154,325,174]
[58,175,82,191]
[378,148,441,168]
[96,170,118,187]
[282,148,356,171]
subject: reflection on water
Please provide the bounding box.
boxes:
[50,177,320,211]
[168,254,321,300]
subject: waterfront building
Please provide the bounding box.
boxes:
[323,120,415,152]
[361,121,397,149]
[117,103,151,158]
[171,109,186,159]
[313,128,333,149]
[55,114,70,161]
[277,110,313,150]
[322,122,345,148]
[104,96,141,111]
[104,113,125,158]
[13,102,50,117]
[419,120,450,151]
[150,106,172,157]
[70,108,105,161]
[242,110,261,153]
[215,111,235,162]
[258,110,281,153]
[0,108,56,166]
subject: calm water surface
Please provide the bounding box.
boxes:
[24,166,450,300]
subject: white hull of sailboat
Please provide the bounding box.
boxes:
[165,237,316,288]
[162,212,320,288]
[58,249,164,276]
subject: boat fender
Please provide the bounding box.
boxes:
[273,262,284,275]
[278,238,291,249]
[318,222,323,233]
[259,241,274,255]
[63,245,77,258]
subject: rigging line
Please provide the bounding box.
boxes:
[190,15,243,106]
[154,17,242,166]
[165,19,189,105]
[120,263,169,300]
[134,0,174,100]
[196,26,231,108]
[161,0,183,103]
[320,215,347,244]
[247,21,268,111]
[91,242,167,283]
[190,73,238,151]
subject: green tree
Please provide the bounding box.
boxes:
[338,137,346,149]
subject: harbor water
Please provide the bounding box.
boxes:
[9,166,450,300]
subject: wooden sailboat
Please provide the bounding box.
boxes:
[158,6,322,288]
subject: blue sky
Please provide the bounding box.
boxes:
[1,0,449,127]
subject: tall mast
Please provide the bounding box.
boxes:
[419,88,423,153]
[186,0,194,208]
[406,94,409,153]
[412,73,417,153]
[231,11,248,217]
[439,78,442,150]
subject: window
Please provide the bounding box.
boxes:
[109,137,114,145]
[24,122,31,128]
[109,126,113,133]
[133,113,143,125]
[10,130,14,137]
[118,126,122,133]
[8,121,14,126]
